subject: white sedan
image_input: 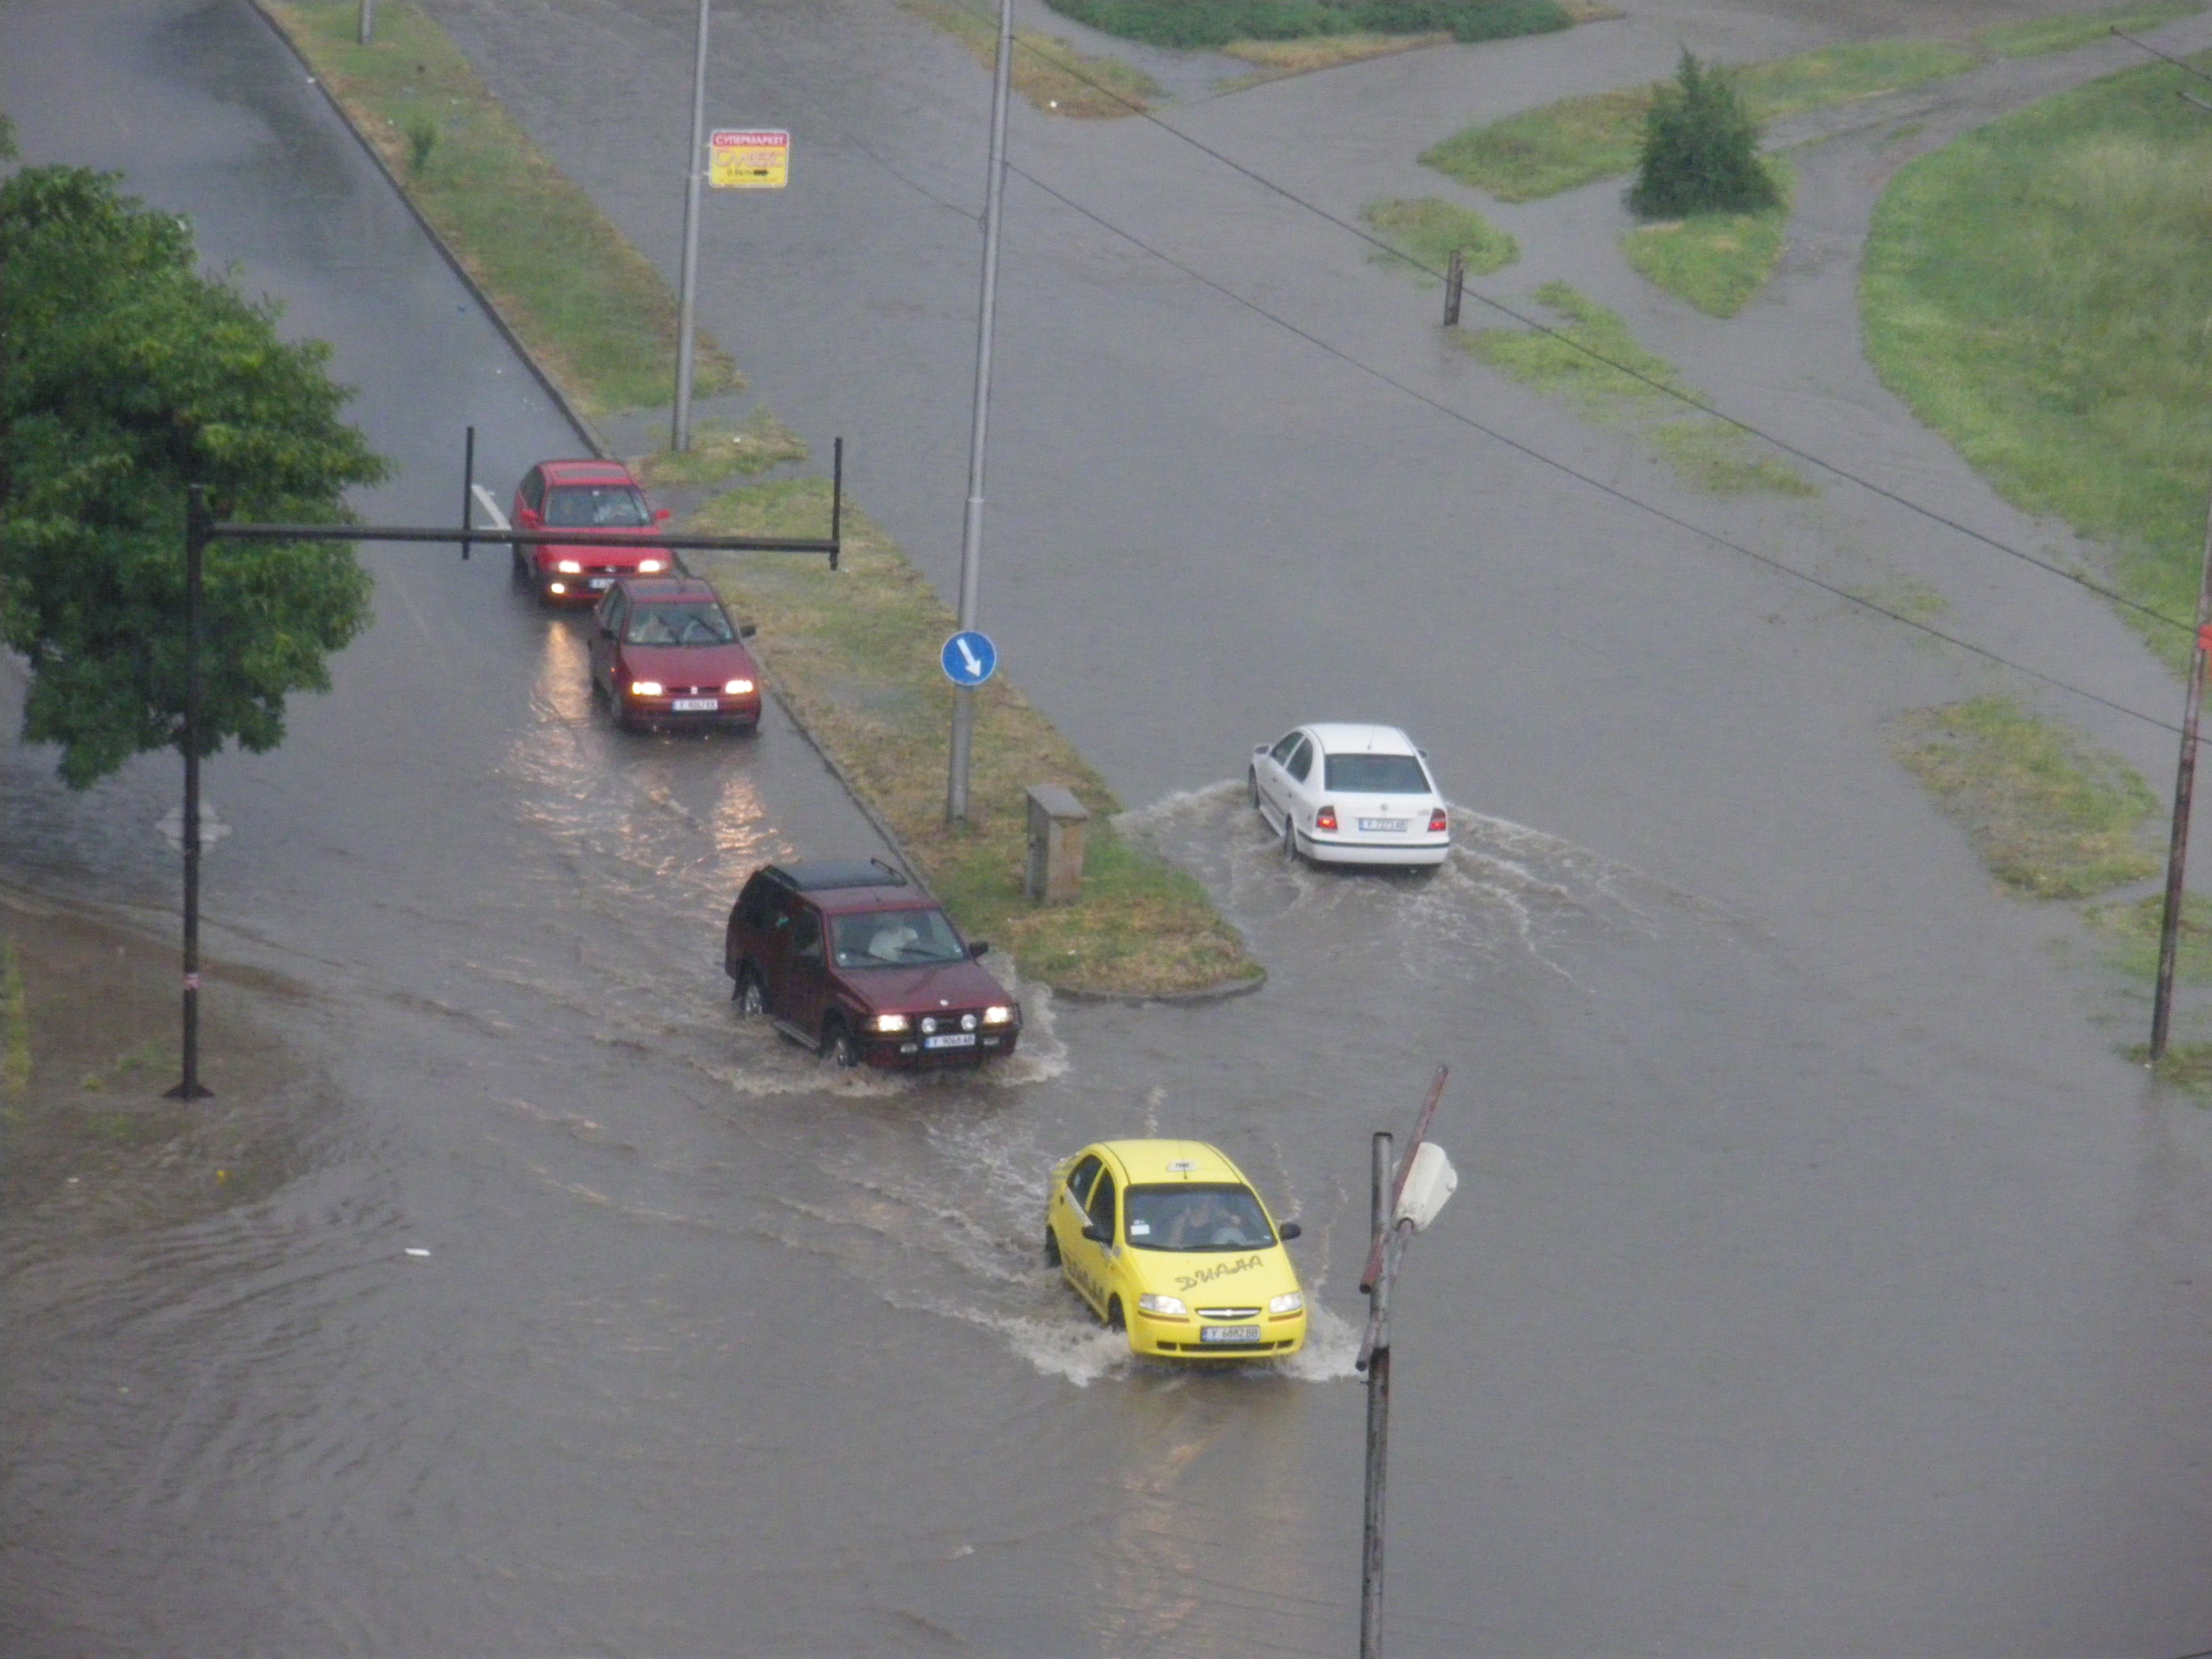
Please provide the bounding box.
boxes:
[1248,723,1451,867]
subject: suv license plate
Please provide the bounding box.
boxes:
[1358,818,1408,832]
[671,697,718,712]
[923,1032,977,1050]
[1201,1326,1261,1343]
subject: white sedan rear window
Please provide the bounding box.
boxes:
[1324,754,1430,794]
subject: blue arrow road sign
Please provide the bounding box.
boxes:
[941,630,998,687]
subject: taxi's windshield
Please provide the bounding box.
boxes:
[546,484,651,527]
[830,907,967,967]
[624,603,734,646]
[1124,1185,1275,1252]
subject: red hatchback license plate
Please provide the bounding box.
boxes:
[671,697,718,712]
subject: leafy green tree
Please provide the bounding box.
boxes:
[1631,50,1778,218]
[0,165,388,787]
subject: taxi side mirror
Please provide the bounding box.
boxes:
[1082,1223,1110,1244]
[968,940,989,959]
[1277,1221,1302,1241]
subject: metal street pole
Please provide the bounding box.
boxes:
[2150,478,2212,1059]
[167,485,212,1101]
[670,0,711,454]
[945,0,1014,825]
[357,0,373,46]
[1359,1130,1395,1659]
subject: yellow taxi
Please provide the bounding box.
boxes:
[1044,1139,1309,1359]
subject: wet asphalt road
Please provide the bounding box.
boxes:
[5,0,2212,1654]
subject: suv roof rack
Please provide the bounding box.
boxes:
[770,858,910,892]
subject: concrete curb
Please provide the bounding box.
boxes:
[246,0,609,461]
[1054,969,1269,1006]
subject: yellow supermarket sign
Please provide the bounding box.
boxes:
[710,129,789,189]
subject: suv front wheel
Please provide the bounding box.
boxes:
[734,965,765,1017]
[823,1019,861,1069]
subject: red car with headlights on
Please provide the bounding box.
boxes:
[510,458,676,603]
[590,577,762,733]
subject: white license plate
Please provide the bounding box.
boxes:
[1201,1326,1261,1343]
[588,577,613,589]
[923,1032,977,1050]
[1358,818,1408,833]
[670,697,718,712]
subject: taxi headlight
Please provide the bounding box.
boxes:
[628,680,663,697]
[1137,1294,1187,1317]
[724,678,754,695]
[873,1013,910,1033]
[637,558,666,573]
[556,559,583,574]
[982,1004,1015,1025]
[1269,1291,1305,1315]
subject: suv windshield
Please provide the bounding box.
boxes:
[830,907,968,967]
[546,484,650,527]
[1124,1185,1275,1252]
[1324,754,1430,794]
[625,602,734,645]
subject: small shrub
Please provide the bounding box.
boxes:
[1631,49,1778,218]
[405,115,438,176]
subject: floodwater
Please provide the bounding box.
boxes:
[5,0,2212,1654]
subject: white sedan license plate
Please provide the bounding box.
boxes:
[1201,1325,1261,1344]
[588,577,613,589]
[923,1032,977,1050]
[1358,817,1408,833]
[670,697,719,712]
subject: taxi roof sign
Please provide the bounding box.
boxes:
[710,128,789,189]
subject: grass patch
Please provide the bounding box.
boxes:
[689,482,1260,996]
[1422,37,1976,200]
[632,408,809,489]
[2133,1039,2212,1090]
[1362,196,1518,279]
[1650,420,1818,495]
[1978,0,2205,58]
[1862,56,2212,667]
[1620,156,1794,316]
[2087,893,2212,983]
[1039,0,1568,52]
[902,0,1161,117]
[2,940,28,1097]
[1220,30,1447,81]
[1893,696,2160,897]
[1848,572,1952,623]
[264,3,739,417]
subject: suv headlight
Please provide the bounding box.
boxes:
[873,1013,910,1033]
[556,559,583,574]
[982,1004,1015,1025]
[628,680,663,697]
[637,558,665,573]
[724,678,754,695]
[1269,1292,1305,1315]
[1137,1294,1187,1317]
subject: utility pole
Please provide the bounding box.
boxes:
[1355,1067,1457,1659]
[357,0,373,46]
[1443,247,1465,328]
[946,0,1014,825]
[671,0,712,453]
[2150,480,2212,1059]
[165,486,213,1101]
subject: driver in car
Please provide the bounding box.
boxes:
[1168,1192,1246,1250]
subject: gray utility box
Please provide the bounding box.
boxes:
[1025,784,1090,905]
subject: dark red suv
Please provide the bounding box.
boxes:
[590,577,762,733]
[725,861,1021,1069]
[510,459,676,603]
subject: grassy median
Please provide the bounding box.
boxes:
[261,0,1258,995]
[901,0,1162,116]
[1620,157,1795,318]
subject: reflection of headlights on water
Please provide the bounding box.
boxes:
[628,680,663,697]
[982,1004,1014,1025]
[723,678,754,695]
[872,1013,909,1033]
[1269,1291,1304,1315]
[556,559,583,574]
[1137,1294,1187,1317]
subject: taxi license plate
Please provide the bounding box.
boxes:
[588,577,613,589]
[1201,1325,1261,1343]
[924,1032,977,1050]
[671,697,718,712]
[1358,818,1408,833]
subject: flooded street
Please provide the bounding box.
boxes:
[5,0,2212,1654]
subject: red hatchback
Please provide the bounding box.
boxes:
[591,577,763,733]
[725,861,1021,1069]
[510,458,676,603]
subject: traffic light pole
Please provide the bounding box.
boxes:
[165,485,213,1101]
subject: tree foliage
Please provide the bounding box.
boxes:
[0,165,388,787]
[1631,50,1779,218]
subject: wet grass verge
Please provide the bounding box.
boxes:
[1977,0,2205,58]
[632,409,810,489]
[1363,196,1518,281]
[1892,696,2159,898]
[690,482,1261,997]
[1862,55,2212,669]
[2087,893,2212,983]
[1422,37,1978,201]
[901,0,1162,116]
[260,1,739,416]
[1620,157,1795,318]
[1038,0,1568,52]
[1458,282,1815,494]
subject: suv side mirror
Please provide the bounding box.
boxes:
[1277,1221,1302,1241]
[968,940,989,959]
[1082,1223,1109,1244]
[739,623,758,638]
[653,507,673,524]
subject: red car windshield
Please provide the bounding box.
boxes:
[624,603,734,646]
[830,908,966,967]
[546,485,650,527]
